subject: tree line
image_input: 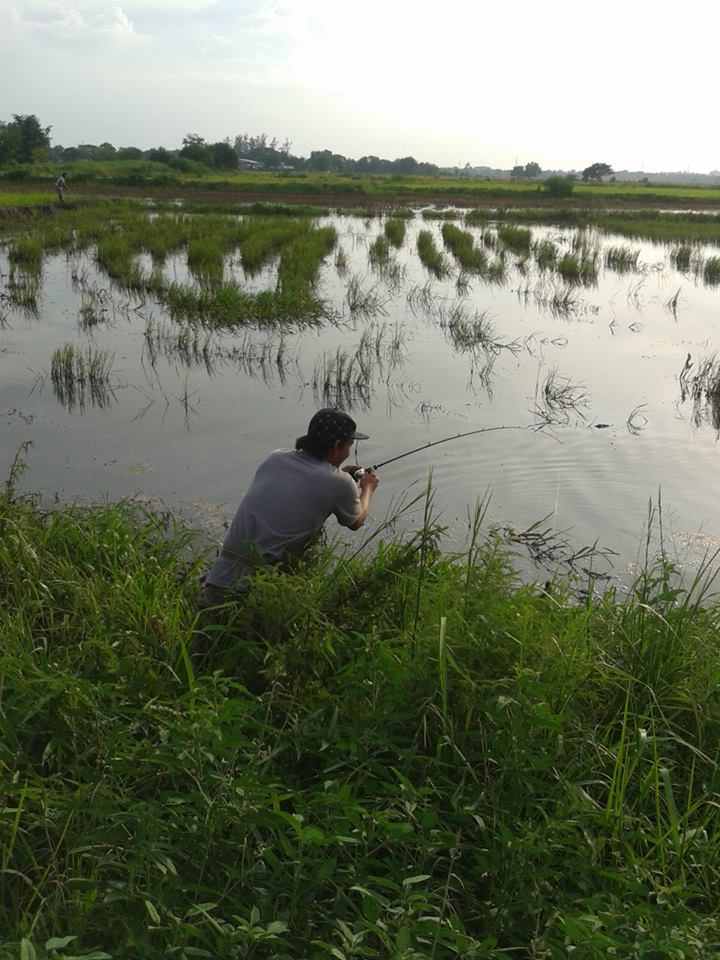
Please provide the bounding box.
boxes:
[0,114,440,175]
[0,113,616,181]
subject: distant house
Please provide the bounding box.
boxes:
[237,158,263,170]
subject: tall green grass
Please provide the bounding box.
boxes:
[1,482,719,958]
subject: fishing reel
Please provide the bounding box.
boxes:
[353,467,367,482]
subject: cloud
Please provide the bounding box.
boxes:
[1,1,140,47]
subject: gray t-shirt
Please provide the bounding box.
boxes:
[206,449,361,591]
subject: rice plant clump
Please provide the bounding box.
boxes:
[422,208,463,220]
[186,236,225,285]
[534,240,558,269]
[50,342,115,409]
[557,251,598,286]
[345,275,388,318]
[7,235,43,274]
[497,225,532,255]
[464,209,493,226]
[670,245,693,271]
[680,352,720,431]
[703,257,720,286]
[417,230,451,278]
[2,270,41,316]
[384,218,406,247]
[604,245,640,273]
[534,365,590,424]
[441,224,489,274]
[368,235,391,266]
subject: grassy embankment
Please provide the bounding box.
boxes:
[1,466,720,960]
[3,161,720,207]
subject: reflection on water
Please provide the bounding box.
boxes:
[3,210,720,583]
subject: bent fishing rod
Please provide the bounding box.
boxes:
[352,423,542,480]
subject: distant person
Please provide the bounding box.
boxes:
[198,408,380,608]
[54,172,67,204]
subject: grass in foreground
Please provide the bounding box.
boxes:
[1,477,719,960]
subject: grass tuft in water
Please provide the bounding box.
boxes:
[441,223,489,273]
[49,342,115,409]
[703,257,720,286]
[368,234,391,266]
[534,239,558,269]
[384,218,406,247]
[604,244,640,273]
[534,365,590,424]
[7,234,43,274]
[670,244,693,271]
[497,224,532,255]
[417,229,451,278]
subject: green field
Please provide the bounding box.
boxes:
[3,160,720,207]
[0,191,55,206]
[2,469,719,959]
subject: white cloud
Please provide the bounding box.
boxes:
[1,1,140,45]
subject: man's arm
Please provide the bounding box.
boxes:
[348,469,379,530]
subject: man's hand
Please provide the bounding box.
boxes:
[342,464,361,476]
[359,468,379,492]
[349,468,379,529]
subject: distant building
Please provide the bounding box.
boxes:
[237,158,263,170]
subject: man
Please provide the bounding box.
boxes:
[54,172,67,203]
[199,409,379,607]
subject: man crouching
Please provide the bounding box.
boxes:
[198,408,379,608]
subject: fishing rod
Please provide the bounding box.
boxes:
[352,424,535,481]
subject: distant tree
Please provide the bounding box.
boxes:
[308,150,334,172]
[180,133,213,166]
[544,176,574,198]
[356,155,390,174]
[0,123,20,163]
[211,140,238,170]
[77,142,117,161]
[233,132,299,168]
[0,114,51,163]
[511,161,542,179]
[61,146,80,162]
[391,156,420,175]
[116,146,143,160]
[582,162,613,182]
[146,146,174,164]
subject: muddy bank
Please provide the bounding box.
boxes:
[0,201,80,220]
[3,183,720,216]
[69,186,720,212]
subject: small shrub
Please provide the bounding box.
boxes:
[544,176,574,198]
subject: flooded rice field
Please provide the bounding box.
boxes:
[2,205,720,584]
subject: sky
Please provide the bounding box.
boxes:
[1,0,718,173]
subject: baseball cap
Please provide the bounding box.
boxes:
[306,408,369,443]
